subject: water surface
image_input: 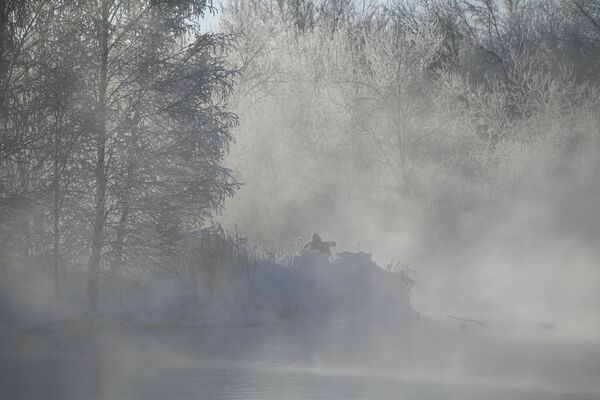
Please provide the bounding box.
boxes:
[1,319,598,399]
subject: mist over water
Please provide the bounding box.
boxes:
[2,0,600,399]
[217,0,600,339]
[222,163,600,338]
[3,320,600,400]
[223,141,600,337]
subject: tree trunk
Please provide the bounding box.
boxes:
[111,199,129,306]
[111,90,142,306]
[52,114,61,296]
[87,0,110,310]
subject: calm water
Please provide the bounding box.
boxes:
[1,319,599,400]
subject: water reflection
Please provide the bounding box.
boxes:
[1,320,599,400]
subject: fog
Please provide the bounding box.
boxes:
[1,0,600,399]
[223,150,600,335]
[219,0,600,338]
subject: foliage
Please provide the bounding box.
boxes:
[0,0,239,307]
[220,0,600,249]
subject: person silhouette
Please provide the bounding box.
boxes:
[304,233,336,257]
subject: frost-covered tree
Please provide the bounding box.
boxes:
[220,0,600,248]
[0,0,239,309]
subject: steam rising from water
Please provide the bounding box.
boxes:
[221,75,600,337]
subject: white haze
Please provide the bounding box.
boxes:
[218,1,600,337]
[2,1,600,399]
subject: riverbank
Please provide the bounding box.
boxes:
[1,250,417,335]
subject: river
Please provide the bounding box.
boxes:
[1,319,599,399]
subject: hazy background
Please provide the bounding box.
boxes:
[1,2,600,399]
[215,0,600,336]
[0,0,599,335]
